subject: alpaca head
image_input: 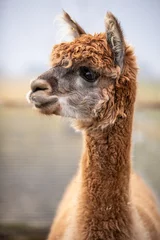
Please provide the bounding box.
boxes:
[28,11,137,130]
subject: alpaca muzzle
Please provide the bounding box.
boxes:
[29,78,58,109]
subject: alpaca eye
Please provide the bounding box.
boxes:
[79,66,99,82]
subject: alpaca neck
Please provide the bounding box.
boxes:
[76,106,134,237]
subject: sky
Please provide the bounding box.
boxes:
[0,0,160,79]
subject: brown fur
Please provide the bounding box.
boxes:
[28,11,160,240]
[51,33,114,70]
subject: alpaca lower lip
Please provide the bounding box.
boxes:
[31,94,58,108]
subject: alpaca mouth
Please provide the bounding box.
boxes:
[29,91,59,109]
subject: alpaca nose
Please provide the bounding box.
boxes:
[31,79,52,93]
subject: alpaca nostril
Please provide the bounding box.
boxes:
[31,79,51,93]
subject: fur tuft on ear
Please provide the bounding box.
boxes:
[56,10,86,40]
[105,12,125,70]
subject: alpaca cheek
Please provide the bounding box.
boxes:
[91,100,107,119]
[91,89,110,119]
[58,96,77,118]
[102,88,110,101]
[58,96,70,116]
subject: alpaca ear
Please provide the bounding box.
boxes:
[58,10,86,39]
[105,12,125,70]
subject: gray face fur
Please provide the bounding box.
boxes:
[28,65,114,121]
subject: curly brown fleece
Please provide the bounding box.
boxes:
[51,33,114,71]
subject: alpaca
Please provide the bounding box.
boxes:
[28,11,160,240]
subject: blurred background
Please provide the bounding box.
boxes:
[0,0,160,239]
